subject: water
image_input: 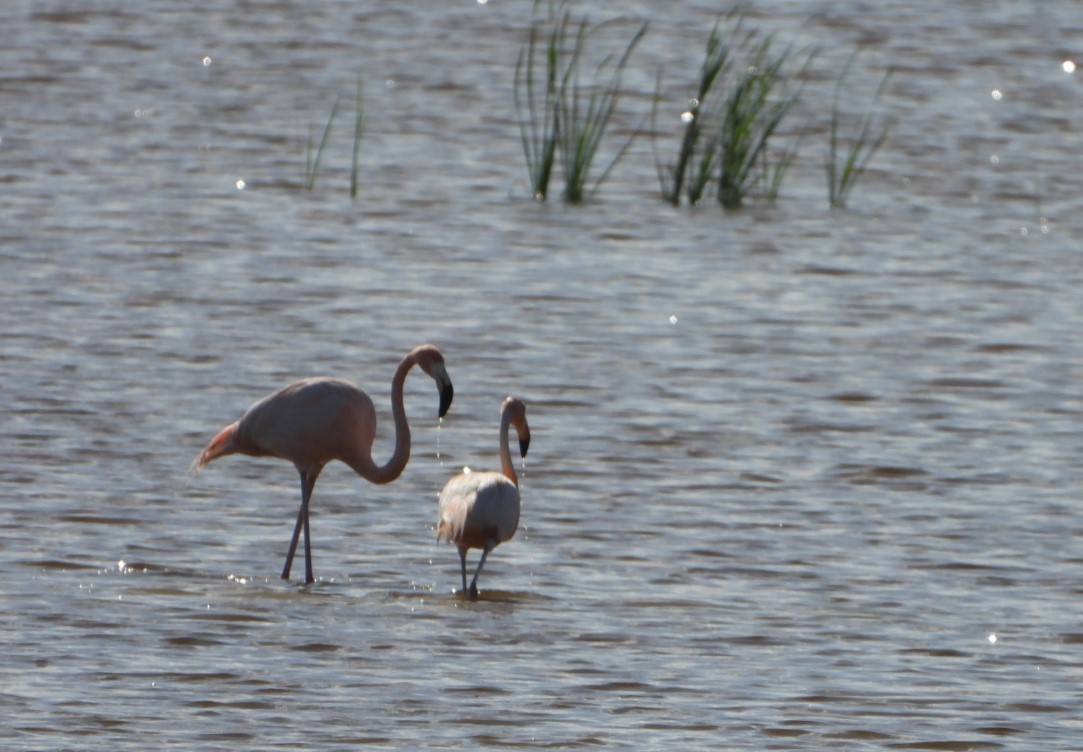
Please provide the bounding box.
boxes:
[3,1,1082,749]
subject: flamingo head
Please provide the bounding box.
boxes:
[413,344,454,418]
[502,396,530,458]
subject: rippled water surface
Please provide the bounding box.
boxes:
[3,1,1083,749]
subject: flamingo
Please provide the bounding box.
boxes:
[193,344,453,584]
[436,396,530,598]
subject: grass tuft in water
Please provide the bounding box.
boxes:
[756,125,804,204]
[299,76,365,196]
[557,18,647,203]
[304,96,339,191]
[653,12,743,207]
[655,14,811,209]
[716,35,809,210]
[826,53,891,209]
[514,3,561,200]
[515,1,646,203]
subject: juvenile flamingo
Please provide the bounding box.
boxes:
[436,396,531,598]
[193,344,453,584]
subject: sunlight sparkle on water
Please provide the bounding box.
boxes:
[236,179,246,190]
[202,56,212,67]
[988,633,998,644]
[1063,60,1076,73]
[669,315,679,324]
[681,98,700,123]
[990,89,1002,100]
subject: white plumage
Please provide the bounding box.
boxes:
[436,396,531,597]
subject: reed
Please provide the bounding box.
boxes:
[303,96,339,191]
[757,132,803,203]
[826,53,891,209]
[515,1,646,203]
[655,15,809,209]
[716,36,806,210]
[514,9,562,200]
[557,18,646,203]
[652,14,743,206]
[350,77,365,200]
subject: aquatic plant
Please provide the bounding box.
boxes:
[652,13,743,207]
[514,7,561,200]
[756,128,804,204]
[556,19,647,203]
[515,1,647,203]
[715,36,808,210]
[304,96,339,191]
[826,53,891,209]
[300,76,365,196]
[350,76,365,200]
[654,14,810,209]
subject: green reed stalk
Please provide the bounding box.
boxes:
[655,14,810,208]
[515,1,646,203]
[558,19,647,203]
[716,37,801,210]
[758,132,802,203]
[652,15,740,207]
[827,53,891,209]
[304,96,339,191]
[350,77,365,200]
[514,2,564,200]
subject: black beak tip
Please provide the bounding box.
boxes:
[438,382,454,418]
[519,436,530,458]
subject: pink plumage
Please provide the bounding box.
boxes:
[193,344,454,584]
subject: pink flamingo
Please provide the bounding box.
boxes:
[436,396,531,598]
[193,344,453,584]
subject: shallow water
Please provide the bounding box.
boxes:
[3,1,1083,749]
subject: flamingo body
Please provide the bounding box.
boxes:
[230,378,379,475]
[193,344,453,584]
[437,471,521,552]
[437,396,530,597]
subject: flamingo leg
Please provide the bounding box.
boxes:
[457,547,469,595]
[302,485,314,585]
[468,543,494,599]
[282,470,318,584]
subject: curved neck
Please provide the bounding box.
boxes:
[498,410,518,487]
[354,354,414,484]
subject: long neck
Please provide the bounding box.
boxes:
[358,354,415,484]
[498,410,518,487]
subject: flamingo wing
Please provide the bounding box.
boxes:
[437,471,520,549]
[235,378,377,470]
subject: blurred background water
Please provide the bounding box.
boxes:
[2,1,1083,749]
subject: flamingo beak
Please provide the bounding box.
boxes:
[429,362,453,418]
[519,435,530,458]
[438,379,454,418]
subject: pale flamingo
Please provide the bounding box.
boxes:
[436,396,530,598]
[193,344,453,584]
